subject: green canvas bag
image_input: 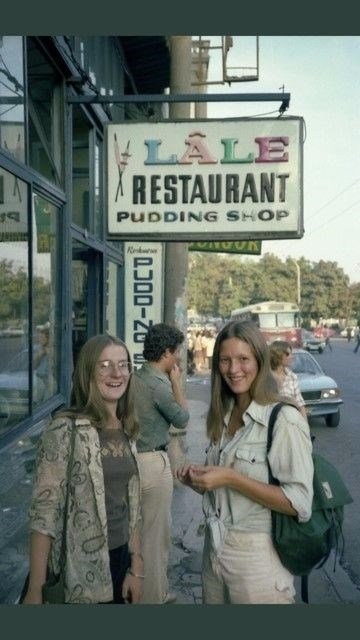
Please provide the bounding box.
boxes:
[266,403,353,603]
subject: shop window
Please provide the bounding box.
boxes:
[0,36,25,163]
[27,37,63,187]
[0,167,29,432]
[72,106,90,230]
[32,194,60,405]
[71,240,101,366]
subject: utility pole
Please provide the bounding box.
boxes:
[163,36,192,332]
[165,36,192,476]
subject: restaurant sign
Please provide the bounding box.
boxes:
[106,117,304,242]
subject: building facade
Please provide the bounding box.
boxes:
[0,35,169,602]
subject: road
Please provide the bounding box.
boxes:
[185,337,360,589]
[304,338,360,587]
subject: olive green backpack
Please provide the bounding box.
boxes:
[266,402,353,603]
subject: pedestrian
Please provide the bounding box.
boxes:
[205,329,216,371]
[269,340,308,420]
[176,320,313,604]
[321,324,333,352]
[134,323,189,604]
[354,327,360,353]
[194,331,203,371]
[21,334,143,604]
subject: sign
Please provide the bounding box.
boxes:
[124,242,163,368]
[189,240,261,254]
[106,117,304,241]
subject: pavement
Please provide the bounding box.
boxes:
[166,381,360,605]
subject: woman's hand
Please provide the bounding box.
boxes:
[122,572,143,604]
[184,465,232,491]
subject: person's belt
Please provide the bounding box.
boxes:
[140,444,168,453]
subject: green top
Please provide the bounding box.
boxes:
[134,362,189,452]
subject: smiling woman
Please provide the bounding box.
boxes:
[21,334,144,605]
[176,320,314,605]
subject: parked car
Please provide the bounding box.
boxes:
[301,329,326,353]
[290,349,343,428]
[0,350,46,429]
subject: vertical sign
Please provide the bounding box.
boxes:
[124,242,164,367]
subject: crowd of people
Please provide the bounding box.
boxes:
[21,320,315,606]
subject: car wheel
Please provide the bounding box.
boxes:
[325,411,340,428]
[318,347,323,353]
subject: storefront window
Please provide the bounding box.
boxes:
[32,194,60,405]
[27,37,63,186]
[0,36,25,164]
[0,167,29,431]
[72,106,90,230]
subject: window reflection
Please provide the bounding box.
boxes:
[72,106,90,229]
[0,36,25,163]
[32,194,59,404]
[27,37,63,186]
[0,167,29,430]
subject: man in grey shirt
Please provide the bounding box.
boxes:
[134,323,189,604]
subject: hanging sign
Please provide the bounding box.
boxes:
[106,117,304,241]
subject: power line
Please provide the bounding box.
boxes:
[307,199,360,236]
[307,177,360,221]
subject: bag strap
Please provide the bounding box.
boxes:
[57,420,76,572]
[266,402,285,485]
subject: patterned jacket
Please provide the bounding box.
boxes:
[29,415,141,603]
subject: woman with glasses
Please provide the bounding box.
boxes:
[176,321,313,604]
[269,340,308,419]
[22,334,143,604]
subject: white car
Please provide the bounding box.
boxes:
[291,349,343,428]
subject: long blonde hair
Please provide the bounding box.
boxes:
[59,334,138,439]
[207,320,279,443]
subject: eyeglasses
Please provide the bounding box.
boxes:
[96,360,132,375]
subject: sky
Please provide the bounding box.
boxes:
[204,36,360,284]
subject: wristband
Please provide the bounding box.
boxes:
[126,568,145,579]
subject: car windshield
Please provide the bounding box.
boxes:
[291,352,323,375]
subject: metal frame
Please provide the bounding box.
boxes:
[67,92,290,114]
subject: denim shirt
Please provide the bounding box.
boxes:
[202,401,314,553]
[28,416,141,603]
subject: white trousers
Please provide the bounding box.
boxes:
[202,528,295,604]
[137,451,173,604]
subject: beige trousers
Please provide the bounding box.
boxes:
[202,529,295,604]
[137,451,173,604]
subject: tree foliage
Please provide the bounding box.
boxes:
[188,252,359,325]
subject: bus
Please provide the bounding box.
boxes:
[230,300,302,347]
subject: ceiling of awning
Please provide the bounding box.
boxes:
[120,36,170,94]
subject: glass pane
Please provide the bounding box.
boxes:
[72,241,89,365]
[0,167,29,432]
[0,36,25,163]
[105,260,119,335]
[72,106,90,229]
[94,140,102,237]
[27,37,63,186]
[258,313,276,328]
[32,194,60,404]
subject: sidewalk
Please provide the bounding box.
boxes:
[167,396,360,605]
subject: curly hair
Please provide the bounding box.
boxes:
[207,320,279,442]
[58,334,138,439]
[143,323,184,361]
